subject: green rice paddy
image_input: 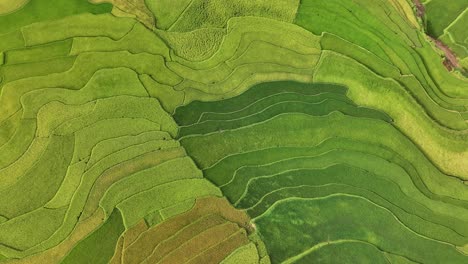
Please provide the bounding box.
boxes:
[0,0,467,263]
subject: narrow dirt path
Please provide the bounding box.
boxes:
[413,0,425,18]
[413,0,462,71]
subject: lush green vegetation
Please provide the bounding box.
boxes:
[423,0,468,69]
[0,0,466,263]
[0,0,111,35]
[177,80,468,262]
[424,0,466,38]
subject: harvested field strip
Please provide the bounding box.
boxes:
[156,222,242,263]
[144,215,231,262]
[120,197,256,264]
[185,229,250,264]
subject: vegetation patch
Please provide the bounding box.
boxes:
[0,0,467,263]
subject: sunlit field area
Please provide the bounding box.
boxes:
[0,0,467,263]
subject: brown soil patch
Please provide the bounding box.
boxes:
[146,215,229,263]
[187,230,250,264]
[157,222,242,264]
[428,36,461,70]
[413,0,425,18]
[122,197,253,264]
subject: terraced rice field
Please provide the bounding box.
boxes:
[422,0,468,70]
[0,0,467,263]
